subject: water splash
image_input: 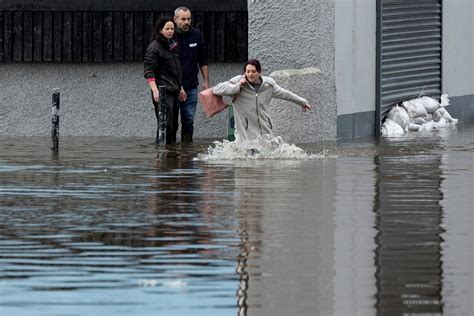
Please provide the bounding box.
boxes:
[196,135,331,161]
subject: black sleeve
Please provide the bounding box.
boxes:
[144,41,159,79]
[197,31,209,67]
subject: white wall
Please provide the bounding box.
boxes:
[442,0,474,97]
[335,0,376,115]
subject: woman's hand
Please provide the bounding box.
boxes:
[179,87,187,102]
[152,89,160,104]
[301,103,314,112]
[239,75,247,86]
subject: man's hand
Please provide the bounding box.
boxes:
[179,87,187,102]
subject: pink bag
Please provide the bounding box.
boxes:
[198,87,227,117]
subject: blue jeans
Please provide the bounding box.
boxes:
[176,88,198,135]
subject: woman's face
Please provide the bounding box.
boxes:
[244,65,261,83]
[160,21,175,39]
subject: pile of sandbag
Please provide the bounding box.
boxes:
[381,94,458,137]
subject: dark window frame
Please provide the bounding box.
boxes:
[0,0,248,63]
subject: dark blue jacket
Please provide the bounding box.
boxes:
[176,27,209,90]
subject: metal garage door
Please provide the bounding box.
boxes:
[376,0,442,133]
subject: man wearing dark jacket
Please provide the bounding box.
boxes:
[174,6,209,143]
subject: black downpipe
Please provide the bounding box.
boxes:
[375,0,383,137]
[154,85,167,145]
[51,88,60,151]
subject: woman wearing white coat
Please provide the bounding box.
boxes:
[213,59,314,142]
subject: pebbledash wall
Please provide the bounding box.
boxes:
[0,62,241,139]
[0,0,248,141]
[247,0,337,143]
[1,0,472,142]
[0,0,337,143]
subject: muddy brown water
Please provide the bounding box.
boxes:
[0,123,473,316]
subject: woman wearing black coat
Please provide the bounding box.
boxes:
[144,17,187,144]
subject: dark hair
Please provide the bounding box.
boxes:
[244,59,262,72]
[153,16,175,40]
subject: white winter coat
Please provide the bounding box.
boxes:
[213,75,308,141]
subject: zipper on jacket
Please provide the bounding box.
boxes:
[255,93,263,136]
[247,80,264,137]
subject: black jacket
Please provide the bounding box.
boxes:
[144,38,183,93]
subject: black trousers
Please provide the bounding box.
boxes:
[152,90,179,144]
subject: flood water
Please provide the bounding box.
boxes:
[0,123,473,316]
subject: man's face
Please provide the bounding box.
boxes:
[175,10,192,32]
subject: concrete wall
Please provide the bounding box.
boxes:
[335,0,376,116]
[2,1,472,140]
[248,0,337,142]
[442,0,474,121]
[0,62,240,139]
[1,0,339,143]
[335,0,376,139]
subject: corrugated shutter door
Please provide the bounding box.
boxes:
[378,0,442,120]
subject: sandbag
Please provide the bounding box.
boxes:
[381,119,404,137]
[407,123,421,131]
[433,118,448,129]
[433,108,458,124]
[433,108,443,122]
[418,96,439,113]
[386,105,411,130]
[402,99,428,118]
[413,113,432,125]
[419,120,435,131]
[441,108,456,123]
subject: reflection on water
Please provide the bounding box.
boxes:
[0,123,473,315]
[374,140,444,315]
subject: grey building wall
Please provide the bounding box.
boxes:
[0,62,240,138]
[335,0,376,116]
[442,0,474,121]
[1,0,339,143]
[247,0,337,143]
[335,0,474,140]
[335,0,376,139]
[5,1,469,141]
